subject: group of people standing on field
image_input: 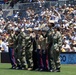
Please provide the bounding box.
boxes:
[8,20,62,72]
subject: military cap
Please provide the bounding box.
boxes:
[54,25,60,31]
[42,26,49,32]
[33,27,41,31]
[48,20,55,27]
[40,24,46,29]
[54,25,60,28]
[48,20,55,24]
[14,28,20,32]
[26,28,33,32]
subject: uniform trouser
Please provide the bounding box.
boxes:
[42,50,48,70]
[32,50,38,69]
[15,49,27,68]
[37,49,43,69]
[48,48,60,70]
[9,47,16,67]
[48,49,53,70]
[26,47,33,68]
[37,49,48,70]
[53,50,60,69]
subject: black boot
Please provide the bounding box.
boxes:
[56,68,60,72]
[21,65,27,70]
[16,65,22,70]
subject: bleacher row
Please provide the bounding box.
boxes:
[0,1,75,19]
[0,0,76,9]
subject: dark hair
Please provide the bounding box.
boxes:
[57,27,60,31]
[51,23,55,27]
[54,26,60,31]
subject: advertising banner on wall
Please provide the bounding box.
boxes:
[60,53,76,64]
[1,52,76,63]
[0,0,4,4]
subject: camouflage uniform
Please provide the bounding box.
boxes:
[51,29,62,72]
[46,28,54,71]
[25,33,33,70]
[13,31,27,69]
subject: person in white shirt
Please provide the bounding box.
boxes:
[0,36,8,52]
[62,41,71,52]
[0,41,8,52]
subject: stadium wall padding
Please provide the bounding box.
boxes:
[60,52,76,64]
[1,52,10,63]
[0,52,76,64]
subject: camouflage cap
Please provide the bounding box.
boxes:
[42,26,49,32]
[26,28,33,32]
[33,27,41,31]
[48,20,55,27]
[48,20,55,24]
[14,28,20,32]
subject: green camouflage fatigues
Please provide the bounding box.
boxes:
[13,31,27,68]
[25,33,33,69]
[46,29,54,70]
[51,31,62,70]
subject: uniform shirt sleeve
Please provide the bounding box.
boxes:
[57,32,62,48]
[21,32,26,47]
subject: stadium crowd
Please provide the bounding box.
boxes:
[0,1,76,72]
[0,3,76,52]
[4,0,53,8]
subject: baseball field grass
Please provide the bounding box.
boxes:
[0,63,76,75]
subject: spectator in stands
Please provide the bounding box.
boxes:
[0,35,8,52]
[62,40,71,52]
[0,9,3,18]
